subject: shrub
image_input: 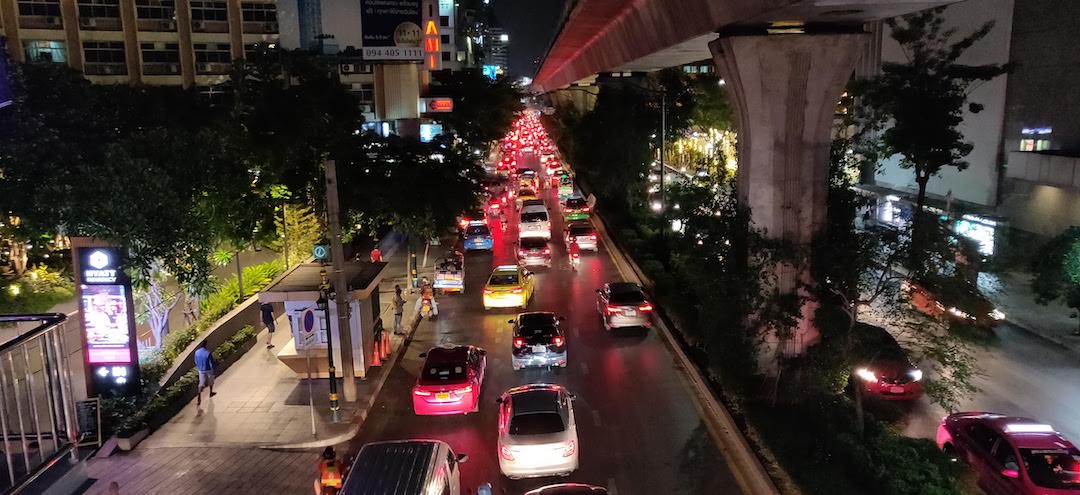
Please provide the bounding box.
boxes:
[0,266,75,316]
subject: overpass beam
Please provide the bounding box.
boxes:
[709,32,866,359]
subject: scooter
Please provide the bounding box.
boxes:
[570,253,580,271]
[420,297,438,320]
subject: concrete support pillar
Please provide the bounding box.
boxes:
[59,0,83,71]
[0,0,22,62]
[709,32,866,359]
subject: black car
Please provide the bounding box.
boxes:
[517,238,551,267]
[510,312,567,370]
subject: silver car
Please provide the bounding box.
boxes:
[496,384,579,479]
[596,282,653,330]
[564,222,598,251]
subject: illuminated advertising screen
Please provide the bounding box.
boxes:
[82,284,133,364]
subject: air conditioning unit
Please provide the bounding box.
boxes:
[45,16,61,26]
[169,63,180,74]
[340,63,355,74]
[198,63,213,73]
[161,20,176,30]
[101,65,114,75]
[192,20,206,31]
[80,17,97,28]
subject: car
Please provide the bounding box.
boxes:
[487,194,508,215]
[519,207,551,241]
[516,188,538,209]
[850,323,923,400]
[596,282,653,330]
[463,223,494,251]
[517,238,552,267]
[936,412,1080,494]
[458,207,486,231]
[342,440,468,494]
[496,384,579,479]
[557,176,574,199]
[562,197,590,221]
[902,278,1003,328]
[565,222,598,251]
[483,265,536,310]
[412,345,487,415]
[524,484,609,495]
[521,198,545,210]
[509,312,567,370]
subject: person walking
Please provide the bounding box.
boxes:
[260,302,276,349]
[392,285,406,335]
[370,241,383,263]
[194,341,216,407]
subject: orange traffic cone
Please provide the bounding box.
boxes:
[370,338,382,367]
[381,331,391,359]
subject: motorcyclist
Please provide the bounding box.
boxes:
[315,446,346,494]
[417,277,438,318]
[568,238,581,270]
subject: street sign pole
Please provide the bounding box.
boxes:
[306,347,315,436]
[300,308,318,435]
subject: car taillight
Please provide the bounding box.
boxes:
[413,389,431,396]
[483,288,494,295]
[553,336,564,346]
[518,250,525,257]
[605,305,620,313]
[638,303,653,312]
[583,207,590,212]
[513,337,525,348]
[500,444,515,461]
[589,234,597,241]
[562,440,576,457]
[543,248,550,255]
[511,287,523,294]
[454,385,473,395]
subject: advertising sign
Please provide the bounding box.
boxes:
[482,65,502,80]
[360,0,423,61]
[0,37,12,109]
[82,284,133,364]
[420,97,453,113]
[74,243,139,396]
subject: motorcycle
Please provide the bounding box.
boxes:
[419,297,438,320]
[570,253,580,271]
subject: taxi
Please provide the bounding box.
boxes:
[557,175,574,199]
[483,265,536,310]
[516,188,538,209]
[562,196,590,222]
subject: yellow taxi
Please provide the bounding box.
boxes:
[515,188,538,209]
[482,265,536,310]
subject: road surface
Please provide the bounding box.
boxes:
[347,153,742,495]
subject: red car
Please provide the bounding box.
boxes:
[850,324,923,401]
[412,345,487,415]
[937,412,1080,494]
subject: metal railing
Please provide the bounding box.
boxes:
[0,314,79,494]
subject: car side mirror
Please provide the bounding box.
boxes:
[568,393,576,400]
[456,453,469,464]
[507,319,515,324]
[1000,468,1019,479]
[418,352,427,358]
[495,397,504,404]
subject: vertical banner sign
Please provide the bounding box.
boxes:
[360,0,423,61]
[0,37,13,109]
[75,245,140,396]
[424,19,441,70]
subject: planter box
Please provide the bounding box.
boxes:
[116,428,149,451]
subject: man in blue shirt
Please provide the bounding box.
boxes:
[194,341,216,406]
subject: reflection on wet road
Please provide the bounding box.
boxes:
[347,154,742,495]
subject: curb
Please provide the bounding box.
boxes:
[589,213,781,495]
[1000,315,1080,357]
[262,310,423,451]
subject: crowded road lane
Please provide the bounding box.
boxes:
[347,153,742,495]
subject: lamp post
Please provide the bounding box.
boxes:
[317,268,339,417]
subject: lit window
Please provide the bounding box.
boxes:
[1020,139,1035,152]
[1036,139,1051,151]
[23,40,66,62]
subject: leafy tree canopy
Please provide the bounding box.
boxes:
[430,69,523,149]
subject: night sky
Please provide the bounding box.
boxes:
[493,0,569,78]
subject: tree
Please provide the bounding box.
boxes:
[431,69,523,150]
[571,85,654,214]
[852,7,1009,271]
[1030,227,1080,336]
[267,204,324,267]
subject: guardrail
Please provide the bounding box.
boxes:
[0,313,80,494]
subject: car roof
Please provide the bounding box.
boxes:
[608,282,642,294]
[567,222,593,231]
[952,413,1077,449]
[344,440,444,495]
[493,265,520,273]
[509,388,561,415]
[424,346,470,363]
[518,312,557,325]
[525,485,609,495]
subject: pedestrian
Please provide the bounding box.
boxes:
[194,340,216,407]
[370,241,383,263]
[260,302,276,349]
[182,297,197,326]
[392,285,406,335]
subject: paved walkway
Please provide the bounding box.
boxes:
[979,271,1080,354]
[81,234,436,494]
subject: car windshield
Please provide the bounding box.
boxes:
[566,199,587,208]
[518,324,557,339]
[1022,448,1080,489]
[520,239,547,250]
[560,177,573,185]
[466,226,489,236]
[521,212,548,223]
[419,362,467,384]
[519,189,535,196]
[609,288,645,305]
[490,273,519,286]
[509,412,565,435]
[569,226,592,236]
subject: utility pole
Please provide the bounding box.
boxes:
[659,89,667,241]
[282,203,289,270]
[323,159,357,403]
[235,250,244,300]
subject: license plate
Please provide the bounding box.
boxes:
[435,392,450,400]
[889,386,904,394]
[532,345,546,353]
[623,310,637,316]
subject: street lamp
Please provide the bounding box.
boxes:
[316,269,340,416]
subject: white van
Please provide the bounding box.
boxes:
[341,439,468,495]
[519,205,551,240]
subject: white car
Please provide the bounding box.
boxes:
[497,384,579,479]
[519,206,551,240]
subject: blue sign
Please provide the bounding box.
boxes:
[482,65,501,80]
[302,309,316,332]
[0,37,13,109]
[420,123,443,143]
[313,244,329,260]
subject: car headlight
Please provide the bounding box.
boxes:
[909,369,923,382]
[854,368,877,382]
[947,306,973,320]
[990,309,1006,320]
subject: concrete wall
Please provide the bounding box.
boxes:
[1002,0,1080,153]
[872,0,1014,207]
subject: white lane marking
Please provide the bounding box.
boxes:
[580,362,589,375]
[607,478,619,495]
[591,409,602,427]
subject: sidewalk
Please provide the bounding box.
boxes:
[83,234,426,493]
[979,271,1080,354]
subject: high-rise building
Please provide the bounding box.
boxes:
[483,25,507,71]
[1,0,282,90]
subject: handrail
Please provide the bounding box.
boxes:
[5,444,76,494]
[0,314,68,351]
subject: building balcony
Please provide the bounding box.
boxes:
[142,62,181,75]
[78,16,122,30]
[137,18,178,32]
[1006,151,1080,191]
[191,19,229,33]
[18,15,63,30]
[241,20,277,34]
[84,62,127,75]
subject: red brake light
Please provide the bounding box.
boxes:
[562,440,576,457]
[638,303,653,312]
[605,305,619,313]
[513,337,525,348]
[543,248,550,255]
[511,287,523,294]
[553,336,564,346]
[483,288,494,295]
[454,385,473,395]
[500,444,515,461]
[589,234,597,241]
[413,389,431,396]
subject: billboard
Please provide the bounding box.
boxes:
[0,37,13,109]
[482,65,502,80]
[75,245,140,396]
[360,0,423,61]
